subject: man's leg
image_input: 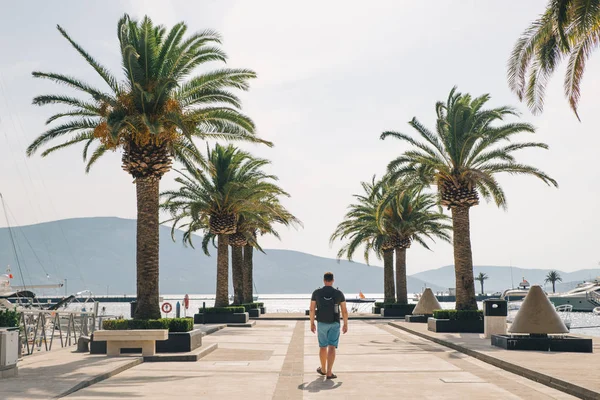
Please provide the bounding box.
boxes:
[317,322,329,373]
[319,346,327,372]
[326,345,336,376]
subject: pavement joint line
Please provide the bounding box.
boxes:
[388,321,600,400]
[271,321,304,400]
[54,357,143,399]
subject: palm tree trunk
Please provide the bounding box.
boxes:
[383,249,395,303]
[242,244,254,304]
[231,245,244,305]
[480,281,484,295]
[395,247,408,304]
[134,177,161,320]
[553,281,556,293]
[215,234,229,307]
[451,206,477,310]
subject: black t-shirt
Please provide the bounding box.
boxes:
[311,286,346,323]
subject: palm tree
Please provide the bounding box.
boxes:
[26,15,269,319]
[475,272,489,295]
[545,270,563,293]
[377,183,452,304]
[508,0,600,118]
[330,177,396,303]
[381,87,558,310]
[237,203,301,304]
[162,144,284,307]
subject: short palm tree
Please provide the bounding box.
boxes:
[27,15,269,319]
[377,183,451,304]
[331,177,396,303]
[508,0,600,118]
[162,144,284,307]
[381,87,557,310]
[475,272,489,295]
[545,270,563,293]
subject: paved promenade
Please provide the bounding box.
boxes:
[391,320,600,399]
[62,320,575,399]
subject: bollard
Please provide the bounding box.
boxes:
[176,301,181,318]
[202,302,206,324]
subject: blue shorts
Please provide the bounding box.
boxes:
[317,322,340,348]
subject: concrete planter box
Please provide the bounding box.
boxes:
[90,328,203,354]
[194,312,249,324]
[260,307,266,315]
[491,334,593,353]
[405,314,431,323]
[248,309,261,318]
[372,306,382,314]
[427,317,484,333]
[381,305,416,318]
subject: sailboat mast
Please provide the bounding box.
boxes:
[0,193,27,289]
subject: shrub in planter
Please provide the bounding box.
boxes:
[200,306,245,314]
[432,309,483,321]
[381,303,416,317]
[240,303,262,312]
[0,309,19,327]
[374,302,385,308]
[429,309,484,333]
[93,318,197,354]
[102,318,193,332]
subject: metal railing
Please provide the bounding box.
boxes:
[586,290,600,306]
[18,302,101,356]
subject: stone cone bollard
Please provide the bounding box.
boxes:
[412,288,442,315]
[509,285,568,334]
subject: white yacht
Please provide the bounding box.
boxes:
[547,278,600,312]
[501,278,533,301]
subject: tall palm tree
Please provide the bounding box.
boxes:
[545,270,563,293]
[331,177,397,303]
[26,15,269,319]
[237,202,301,304]
[381,87,557,310]
[377,184,452,304]
[162,144,284,307]
[475,272,489,295]
[508,0,600,118]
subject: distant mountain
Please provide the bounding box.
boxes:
[0,217,442,295]
[411,265,600,292]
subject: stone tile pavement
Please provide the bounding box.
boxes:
[62,320,576,399]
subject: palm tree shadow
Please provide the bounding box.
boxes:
[298,377,343,393]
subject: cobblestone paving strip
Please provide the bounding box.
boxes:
[272,321,305,400]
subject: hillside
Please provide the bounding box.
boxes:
[0,217,441,295]
[412,265,600,292]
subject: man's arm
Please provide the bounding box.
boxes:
[340,301,348,334]
[310,300,317,333]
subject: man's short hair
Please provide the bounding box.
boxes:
[323,272,334,282]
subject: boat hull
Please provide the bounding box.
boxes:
[547,296,598,312]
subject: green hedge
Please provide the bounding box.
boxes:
[0,309,19,328]
[102,318,193,332]
[199,306,245,314]
[383,303,416,311]
[432,309,483,321]
[240,303,263,312]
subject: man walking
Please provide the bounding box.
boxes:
[310,272,348,379]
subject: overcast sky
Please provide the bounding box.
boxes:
[1,1,599,274]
